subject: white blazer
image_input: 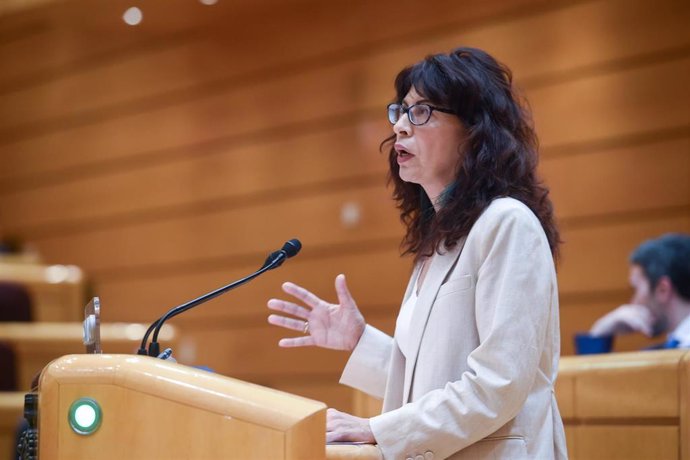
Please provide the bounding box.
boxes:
[340,198,568,460]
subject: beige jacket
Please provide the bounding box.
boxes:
[340,198,568,460]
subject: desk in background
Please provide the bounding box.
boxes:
[0,262,85,321]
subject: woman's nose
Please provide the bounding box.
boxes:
[393,115,411,137]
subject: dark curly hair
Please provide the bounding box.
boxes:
[382,47,560,262]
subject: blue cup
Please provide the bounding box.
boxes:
[574,333,613,355]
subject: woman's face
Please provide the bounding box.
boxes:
[393,87,466,203]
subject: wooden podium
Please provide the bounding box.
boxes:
[37,354,327,459]
[19,297,380,459]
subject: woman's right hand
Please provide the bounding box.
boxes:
[267,274,366,351]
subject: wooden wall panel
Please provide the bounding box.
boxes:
[3,0,688,132]
[2,0,689,187]
[542,136,690,222]
[0,60,690,213]
[0,15,149,87]
[271,380,357,413]
[559,215,690,296]
[18,152,690,281]
[531,56,690,149]
[572,426,678,460]
[0,0,287,85]
[178,312,397,382]
[358,0,690,103]
[0,60,366,179]
[26,185,401,274]
[1,126,686,239]
[0,120,390,232]
[0,0,544,128]
[0,0,540,87]
[96,246,409,324]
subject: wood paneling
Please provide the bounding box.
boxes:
[0,120,390,231]
[96,245,408,323]
[556,351,690,460]
[559,214,690,295]
[174,312,396,385]
[27,185,401,274]
[0,0,544,127]
[531,56,690,149]
[2,0,689,187]
[572,426,679,460]
[0,0,290,86]
[0,0,540,90]
[543,135,690,222]
[3,0,689,132]
[272,380,357,414]
[20,177,689,283]
[1,128,687,239]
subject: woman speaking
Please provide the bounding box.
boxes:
[268,47,567,460]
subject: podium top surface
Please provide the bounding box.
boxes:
[41,354,326,430]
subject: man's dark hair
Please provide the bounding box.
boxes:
[631,233,690,301]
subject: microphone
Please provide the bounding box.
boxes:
[138,239,302,357]
[262,239,302,269]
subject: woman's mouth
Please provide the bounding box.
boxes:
[395,144,414,164]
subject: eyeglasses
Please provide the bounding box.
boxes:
[387,103,455,126]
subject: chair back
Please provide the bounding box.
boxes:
[0,281,32,322]
[0,341,18,390]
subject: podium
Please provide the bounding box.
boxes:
[37,354,327,459]
[23,298,381,459]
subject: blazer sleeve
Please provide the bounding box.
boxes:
[370,204,556,459]
[339,324,394,399]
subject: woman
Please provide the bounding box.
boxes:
[268,47,567,459]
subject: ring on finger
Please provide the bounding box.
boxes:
[303,321,310,335]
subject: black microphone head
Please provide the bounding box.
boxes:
[282,239,302,258]
[262,250,282,269]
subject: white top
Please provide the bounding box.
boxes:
[395,274,419,359]
[670,314,690,348]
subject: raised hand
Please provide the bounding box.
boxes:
[267,274,366,351]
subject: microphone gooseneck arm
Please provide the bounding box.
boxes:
[148,253,285,351]
[139,239,302,357]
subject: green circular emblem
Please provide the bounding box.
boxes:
[68,398,102,435]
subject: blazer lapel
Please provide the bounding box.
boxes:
[402,239,466,403]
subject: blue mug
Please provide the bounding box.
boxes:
[574,333,613,355]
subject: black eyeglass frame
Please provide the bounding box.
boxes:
[387,103,456,126]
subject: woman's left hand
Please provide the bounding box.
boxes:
[326,408,376,444]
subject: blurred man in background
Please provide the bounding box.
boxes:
[589,233,690,349]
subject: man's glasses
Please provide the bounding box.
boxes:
[387,103,455,126]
